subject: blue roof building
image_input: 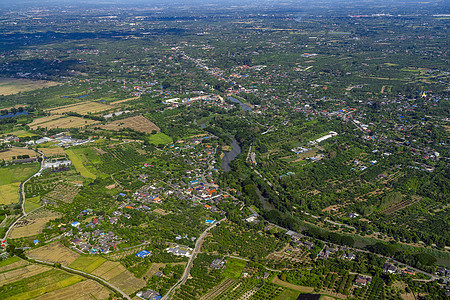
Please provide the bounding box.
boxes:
[135,250,151,258]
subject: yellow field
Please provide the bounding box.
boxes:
[0,259,28,273]
[65,149,97,179]
[39,147,66,157]
[0,183,20,205]
[100,115,160,134]
[28,115,64,128]
[46,101,111,115]
[0,147,37,161]
[9,210,62,238]
[27,242,80,266]
[0,264,51,286]
[33,279,111,300]
[29,116,99,130]
[91,260,121,277]
[109,269,146,295]
[0,78,59,95]
[110,96,140,105]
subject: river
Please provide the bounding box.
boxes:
[221,137,241,172]
[227,97,252,112]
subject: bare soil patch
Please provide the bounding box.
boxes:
[9,210,62,238]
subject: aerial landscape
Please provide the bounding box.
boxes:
[0,0,448,299]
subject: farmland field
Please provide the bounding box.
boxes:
[69,256,107,273]
[223,258,246,279]
[46,101,111,115]
[29,116,99,130]
[39,147,66,157]
[0,78,59,95]
[275,289,301,300]
[0,268,84,300]
[27,242,80,266]
[0,147,37,161]
[100,115,160,134]
[9,209,62,238]
[65,149,98,179]
[0,130,37,138]
[33,279,111,300]
[0,163,39,204]
[146,132,173,145]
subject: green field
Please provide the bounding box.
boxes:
[0,163,39,205]
[0,256,21,267]
[0,269,83,300]
[223,258,246,279]
[0,130,37,138]
[146,132,173,145]
[65,149,97,179]
[69,256,106,273]
[24,196,41,213]
[276,289,301,300]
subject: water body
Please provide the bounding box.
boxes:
[221,137,241,172]
[0,110,28,119]
[227,97,252,112]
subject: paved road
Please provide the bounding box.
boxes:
[162,218,226,300]
[33,258,131,300]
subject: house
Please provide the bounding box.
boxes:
[136,250,151,258]
[342,252,356,261]
[383,263,397,274]
[154,271,164,278]
[354,276,371,287]
[263,272,270,279]
[403,269,415,276]
[71,221,80,228]
[136,289,161,300]
[71,239,82,245]
[210,259,225,269]
[33,239,39,245]
[303,241,314,250]
[166,246,191,257]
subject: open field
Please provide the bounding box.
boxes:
[1,130,37,138]
[9,210,62,238]
[34,279,111,300]
[24,196,41,213]
[39,147,66,157]
[29,116,99,130]
[0,264,51,286]
[69,256,107,273]
[0,268,84,300]
[0,147,37,161]
[0,257,28,272]
[65,149,97,179]
[46,101,111,115]
[272,277,314,293]
[109,268,146,295]
[28,115,64,128]
[275,289,301,300]
[147,132,173,145]
[0,78,59,96]
[110,96,140,105]
[0,183,20,205]
[100,115,160,134]
[223,258,246,279]
[27,242,80,266]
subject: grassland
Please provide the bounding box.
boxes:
[272,277,314,293]
[27,242,80,266]
[0,78,59,96]
[24,195,41,213]
[223,258,246,279]
[0,130,37,138]
[38,147,66,157]
[100,115,160,134]
[276,289,301,300]
[65,149,98,179]
[146,132,173,145]
[0,183,20,205]
[0,147,37,161]
[33,279,111,300]
[0,256,21,268]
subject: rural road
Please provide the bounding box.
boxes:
[162,217,226,300]
[32,258,131,300]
